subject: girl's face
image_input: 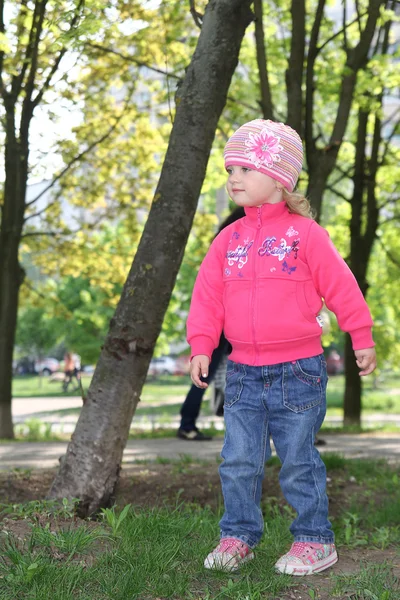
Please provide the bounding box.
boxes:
[226,166,283,207]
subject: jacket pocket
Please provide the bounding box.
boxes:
[283,355,327,412]
[223,281,252,343]
[296,280,323,323]
[224,361,246,408]
[255,279,320,343]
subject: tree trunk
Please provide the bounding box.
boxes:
[343,103,381,425]
[253,0,273,119]
[343,333,362,426]
[0,122,27,439]
[305,161,330,222]
[48,0,254,516]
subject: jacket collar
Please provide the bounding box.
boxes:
[244,201,289,227]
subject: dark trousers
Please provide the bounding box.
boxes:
[179,335,230,431]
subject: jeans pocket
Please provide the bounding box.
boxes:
[284,355,325,413]
[224,362,245,408]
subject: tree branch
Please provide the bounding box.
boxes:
[253,0,273,120]
[305,0,326,164]
[376,237,400,269]
[19,0,48,121]
[377,184,400,209]
[189,0,203,29]
[285,0,305,133]
[25,93,133,207]
[355,0,363,35]
[21,230,63,238]
[323,0,383,170]
[10,0,31,98]
[31,0,85,112]
[86,42,261,116]
[317,11,368,55]
[379,212,400,226]
[23,203,119,239]
[23,187,64,222]
[342,0,348,52]
[86,42,181,79]
[0,0,5,94]
[379,118,400,168]
[325,184,351,203]
[364,109,381,249]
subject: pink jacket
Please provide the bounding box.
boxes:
[187,201,374,366]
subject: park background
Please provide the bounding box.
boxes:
[1,1,400,599]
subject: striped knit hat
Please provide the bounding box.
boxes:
[224,119,303,192]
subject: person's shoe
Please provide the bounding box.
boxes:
[275,542,338,576]
[177,429,213,441]
[204,537,254,571]
[314,437,327,446]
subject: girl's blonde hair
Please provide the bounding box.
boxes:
[283,189,315,219]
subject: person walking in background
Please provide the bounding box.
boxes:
[187,119,376,575]
[177,333,231,440]
[177,208,244,441]
[62,351,81,392]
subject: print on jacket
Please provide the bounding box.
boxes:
[225,228,300,277]
[226,238,254,269]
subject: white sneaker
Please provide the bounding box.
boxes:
[204,537,254,572]
[275,542,338,576]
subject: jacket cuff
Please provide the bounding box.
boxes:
[350,327,375,351]
[189,336,215,362]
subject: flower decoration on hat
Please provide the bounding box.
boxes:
[244,127,283,169]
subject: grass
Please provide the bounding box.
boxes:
[0,456,399,599]
[11,374,190,400]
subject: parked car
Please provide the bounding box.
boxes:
[34,358,60,376]
[174,354,190,376]
[13,357,35,375]
[148,356,177,376]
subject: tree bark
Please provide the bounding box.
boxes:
[253,0,273,119]
[285,0,305,134]
[48,0,254,516]
[343,333,362,426]
[343,9,392,425]
[343,109,381,425]
[0,115,28,439]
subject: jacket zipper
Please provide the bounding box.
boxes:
[251,207,262,364]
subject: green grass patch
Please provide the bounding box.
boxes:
[0,505,292,600]
[0,457,399,599]
[12,375,191,400]
[331,563,398,599]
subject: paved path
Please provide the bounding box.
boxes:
[1,433,399,471]
[12,397,400,432]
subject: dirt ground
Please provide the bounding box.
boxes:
[1,463,399,599]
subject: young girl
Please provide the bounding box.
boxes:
[186,119,376,576]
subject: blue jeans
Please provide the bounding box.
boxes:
[219,354,333,548]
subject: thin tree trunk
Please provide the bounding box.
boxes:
[343,333,362,426]
[253,0,273,119]
[343,103,382,425]
[48,0,254,516]
[0,125,27,439]
[285,0,305,134]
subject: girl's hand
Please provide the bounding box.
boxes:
[354,348,377,376]
[190,355,210,388]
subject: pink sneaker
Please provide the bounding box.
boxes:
[275,542,338,576]
[204,537,254,571]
